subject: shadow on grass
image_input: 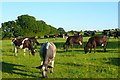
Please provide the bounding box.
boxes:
[90,49,118,53]
[2,62,38,78]
[57,49,84,54]
[57,48,118,54]
[104,58,120,66]
[56,62,82,67]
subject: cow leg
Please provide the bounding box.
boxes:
[93,42,96,53]
[82,41,84,48]
[93,46,96,53]
[89,46,92,53]
[89,44,93,53]
[28,49,31,55]
[50,60,54,73]
[51,60,54,68]
[41,61,43,65]
[78,43,80,48]
[40,57,44,65]
[23,49,26,56]
[71,44,73,48]
[14,47,18,56]
[103,44,107,52]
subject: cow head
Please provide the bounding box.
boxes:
[36,65,52,78]
[84,41,91,54]
[31,49,35,56]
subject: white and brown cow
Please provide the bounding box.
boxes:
[12,37,38,56]
[36,42,56,78]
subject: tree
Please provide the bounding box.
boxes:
[36,20,58,35]
[48,25,58,34]
[1,21,16,38]
[16,14,38,37]
[1,14,59,38]
[57,27,65,34]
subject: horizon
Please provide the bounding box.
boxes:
[1,2,118,31]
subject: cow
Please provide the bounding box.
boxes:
[84,31,95,37]
[36,42,56,78]
[44,35,49,38]
[57,34,64,38]
[63,35,84,50]
[49,35,56,38]
[108,31,114,38]
[102,30,110,36]
[73,32,80,36]
[84,36,108,54]
[12,37,39,56]
[108,30,120,39]
[113,30,120,39]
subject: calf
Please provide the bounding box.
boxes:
[12,37,38,56]
[36,42,56,78]
[84,36,108,53]
[63,35,84,50]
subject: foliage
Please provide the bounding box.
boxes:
[1,14,59,38]
[57,27,66,34]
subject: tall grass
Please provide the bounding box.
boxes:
[1,37,119,78]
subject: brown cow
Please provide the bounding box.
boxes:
[63,35,84,50]
[84,36,108,54]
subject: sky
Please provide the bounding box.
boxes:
[1,1,118,31]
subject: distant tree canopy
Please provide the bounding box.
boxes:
[57,27,65,34]
[1,14,65,38]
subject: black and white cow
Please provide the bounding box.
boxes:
[12,37,39,56]
[36,42,56,78]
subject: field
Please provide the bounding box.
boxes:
[1,37,120,78]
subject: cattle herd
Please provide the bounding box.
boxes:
[11,30,119,78]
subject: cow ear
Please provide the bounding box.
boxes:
[36,65,42,69]
[48,66,53,68]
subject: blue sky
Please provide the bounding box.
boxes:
[1,2,118,31]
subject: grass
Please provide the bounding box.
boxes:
[1,37,120,78]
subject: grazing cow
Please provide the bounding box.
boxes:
[49,35,56,38]
[84,31,95,37]
[36,42,56,78]
[84,36,108,54]
[73,32,82,36]
[108,31,114,38]
[108,31,120,39]
[113,31,120,39]
[12,37,39,56]
[63,35,84,50]
[57,34,64,38]
[44,35,49,38]
[102,30,110,36]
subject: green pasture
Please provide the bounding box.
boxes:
[1,37,120,78]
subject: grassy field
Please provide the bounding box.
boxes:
[1,37,120,78]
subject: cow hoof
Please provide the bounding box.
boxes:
[50,70,53,73]
[14,54,17,56]
[42,76,47,78]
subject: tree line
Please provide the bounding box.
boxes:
[1,14,65,39]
